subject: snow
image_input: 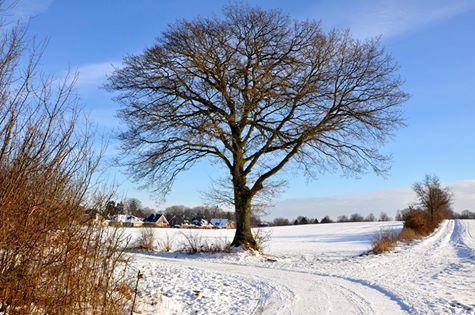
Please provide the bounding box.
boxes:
[124,220,475,314]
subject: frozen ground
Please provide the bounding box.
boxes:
[125,220,475,314]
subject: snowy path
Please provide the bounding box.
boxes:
[130,220,475,314]
[134,253,405,314]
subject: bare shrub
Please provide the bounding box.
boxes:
[371,229,398,254]
[135,228,156,250]
[253,228,271,253]
[180,231,204,254]
[180,232,230,254]
[396,175,453,243]
[403,208,432,235]
[0,5,130,313]
[157,232,175,252]
[203,238,231,253]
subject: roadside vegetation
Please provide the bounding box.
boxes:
[0,5,130,314]
[372,175,453,254]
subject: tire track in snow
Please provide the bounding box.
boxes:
[137,254,405,314]
[130,220,475,314]
[453,220,475,260]
[323,220,475,314]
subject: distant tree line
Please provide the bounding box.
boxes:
[271,212,392,226]
[453,210,475,219]
[103,198,154,218]
[163,205,233,221]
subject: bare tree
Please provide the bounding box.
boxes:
[272,217,290,226]
[413,175,452,221]
[125,197,144,216]
[107,5,408,249]
[365,213,376,222]
[379,212,391,221]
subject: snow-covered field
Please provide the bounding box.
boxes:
[125,220,475,314]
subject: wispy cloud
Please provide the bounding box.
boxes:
[52,61,121,132]
[55,61,119,89]
[73,61,119,87]
[8,0,53,21]
[311,0,475,38]
[268,179,475,219]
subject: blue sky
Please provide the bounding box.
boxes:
[20,0,475,218]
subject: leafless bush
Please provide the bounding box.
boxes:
[135,228,156,250]
[403,207,434,236]
[253,228,271,253]
[157,232,175,252]
[180,231,204,253]
[180,232,230,254]
[203,238,231,253]
[0,5,130,313]
[371,229,398,254]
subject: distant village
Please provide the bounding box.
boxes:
[107,213,236,229]
[88,199,240,229]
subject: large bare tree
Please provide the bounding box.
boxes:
[107,5,408,249]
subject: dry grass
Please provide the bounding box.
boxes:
[180,231,231,254]
[135,228,156,250]
[157,232,175,252]
[371,229,398,254]
[397,227,420,241]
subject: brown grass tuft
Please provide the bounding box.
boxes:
[397,227,420,241]
[371,229,398,254]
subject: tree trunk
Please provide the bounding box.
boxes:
[231,185,257,250]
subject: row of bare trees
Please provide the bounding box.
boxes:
[271,212,391,226]
[0,4,129,313]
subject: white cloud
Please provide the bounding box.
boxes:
[74,61,119,86]
[311,0,475,39]
[267,179,475,220]
[55,61,119,89]
[8,0,53,21]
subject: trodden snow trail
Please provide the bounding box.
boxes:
[133,253,405,315]
[130,220,475,314]
[266,220,475,314]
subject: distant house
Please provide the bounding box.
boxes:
[191,216,210,227]
[168,216,190,227]
[109,214,143,227]
[210,218,235,229]
[143,213,169,227]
